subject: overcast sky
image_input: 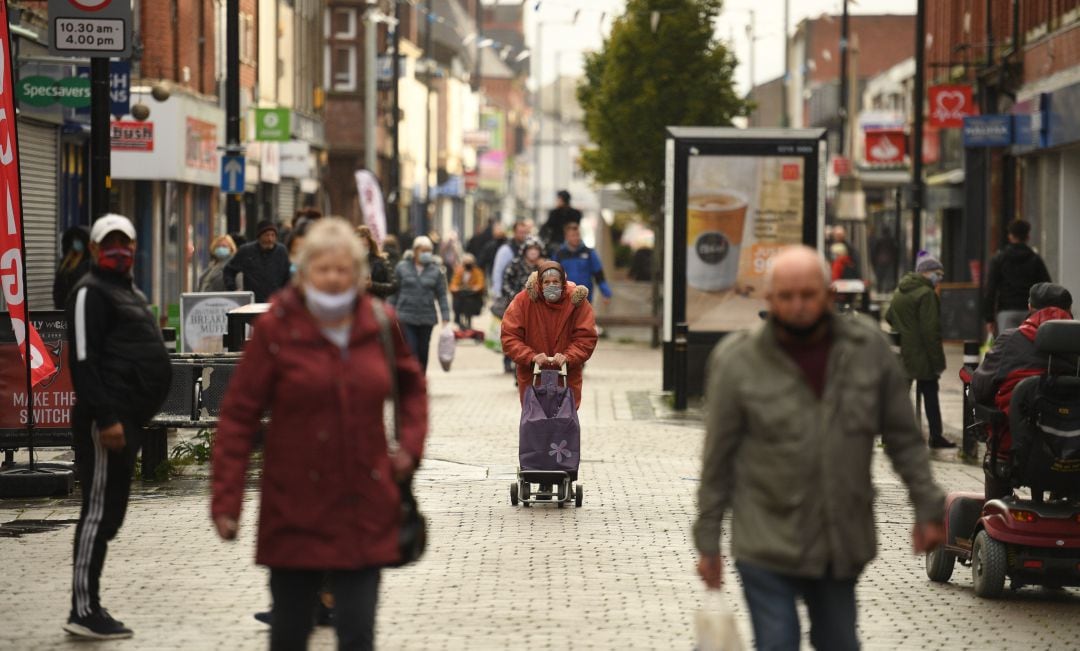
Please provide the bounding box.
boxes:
[514,0,917,93]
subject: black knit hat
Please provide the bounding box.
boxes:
[256,220,277,237]
[1029,282,1073,311]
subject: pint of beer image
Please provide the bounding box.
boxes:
[686,192,748,292]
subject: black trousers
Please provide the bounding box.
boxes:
[915,379,943,440]
[70,410,141,618]
[269,567,381,651]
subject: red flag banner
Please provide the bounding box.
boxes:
[928,84,977,129]
[0,3,58,388]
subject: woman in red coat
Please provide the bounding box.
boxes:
[211,218,427,651]
[501,260,598,408]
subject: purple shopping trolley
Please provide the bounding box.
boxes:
[509,364,583,508]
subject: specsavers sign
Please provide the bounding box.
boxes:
[16,75,90,108]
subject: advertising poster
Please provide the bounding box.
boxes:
[180,292,255,353]
[685,155,806,332]
[0,312,74,447]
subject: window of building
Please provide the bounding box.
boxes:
[332,8,357,40]
[331,45,357,92]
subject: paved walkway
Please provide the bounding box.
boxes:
[1,333,1078,650]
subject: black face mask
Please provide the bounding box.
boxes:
[772,312,831,340]
[464,263,474,270]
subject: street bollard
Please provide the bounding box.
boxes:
[961,340,981,460]
[162,327,177,355]
[674,322,688,411]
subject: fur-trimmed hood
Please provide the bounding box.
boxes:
[525,270,589,304]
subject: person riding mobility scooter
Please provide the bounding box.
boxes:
[927,320,1080,598]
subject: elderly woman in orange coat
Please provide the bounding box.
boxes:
[501,260,598,407]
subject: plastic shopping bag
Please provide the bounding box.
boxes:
[438,324,456,372]
[979,333,994,363]
[695,594,744,651]
[485,317,503,353]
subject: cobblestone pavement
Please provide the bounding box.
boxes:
[2,336,1079,650]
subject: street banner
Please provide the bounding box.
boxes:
[355,170,387,245]
[0,5,58,389]
[864,129,906,165]
[928,84,976,129]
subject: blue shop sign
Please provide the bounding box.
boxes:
[963,115,1012,147]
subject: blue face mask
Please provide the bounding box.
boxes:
[71,240,85,253]
[213,246,231,260]
[419,252,433,265]
[289,262,298,275]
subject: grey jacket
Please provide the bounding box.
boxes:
[693,314,945,579]
[389,251,450,325]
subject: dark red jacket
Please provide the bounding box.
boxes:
[211,288,427,569]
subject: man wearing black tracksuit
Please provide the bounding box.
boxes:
[63,214,171,640]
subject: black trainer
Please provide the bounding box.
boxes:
[929,437,958,449]
[63,610,133,640]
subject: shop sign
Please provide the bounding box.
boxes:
[962,115,1012,147]
[111,120,153,152]
[16,75,90,108]
[254,108,290,141]
[279,140,312,178]
[864,129,906,165]
[928,84,976,129]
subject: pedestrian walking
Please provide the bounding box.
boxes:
[501,261,597,408]
[53,225,91,309]
[466,219,495,260]
[198,234,237,292]
[449,253,485,330]
[63,214,172,640]
[540,190,582,253]
[984,219,1052,334]
[553,222,612,304]
[694,246,945,651]
[224,220,291,303]
[971,283,1076,499]
[496,238,545,375]
[478,221,506,280]
[356,225,399,300]
[885,255,954,449]
[382,235,402,270]
[212,218,428,651]
[829,242,860,281]
[389,236,450,372]
[491,220,530,300]
[439,231,463,271]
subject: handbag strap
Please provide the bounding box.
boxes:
[371,299,401,444]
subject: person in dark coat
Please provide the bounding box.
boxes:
[479,221,508,282]
[885,254,954,449]
[540,190,582,251]
[212,218,427,651]
[356,225,399,299]
[972,283,1076,498]
[466,220,495,260]
[64,215,172,640]
[223,220,292,302]
[53,226,91,309]
[984,219,1052,334]
[388,236,450,372]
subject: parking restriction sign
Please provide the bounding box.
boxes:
[48,0,132,58]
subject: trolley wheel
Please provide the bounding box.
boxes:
[575,485,583,508]
[510,482,519,506]
[521,481,530,500]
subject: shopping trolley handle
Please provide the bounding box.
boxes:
[532,361,569,375]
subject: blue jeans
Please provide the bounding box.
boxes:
[401,323,434,373]
[736,561,859,651]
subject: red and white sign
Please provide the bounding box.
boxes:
[864,129,906,165]
[111,120,153,151]
[354,170,387,246]
[68,0,112,10]
[831,156,852,176]
[928,84,976,129]
[0,4,57,388]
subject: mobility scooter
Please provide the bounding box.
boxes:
[927,320,1080,598]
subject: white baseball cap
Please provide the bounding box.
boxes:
[89,214,136,243]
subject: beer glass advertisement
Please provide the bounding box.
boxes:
[685,155,806,331]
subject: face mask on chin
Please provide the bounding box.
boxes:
[304,283,358,322]
[97,246,134,274]
[772,312,830,340]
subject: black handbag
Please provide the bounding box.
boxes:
[372,300,428,567]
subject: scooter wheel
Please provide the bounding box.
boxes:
[972,530,1008,599]
[925,545,955,583]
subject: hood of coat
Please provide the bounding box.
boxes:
[897,272,932,293]
[525,269,588,305]
[1018,306,1074,342]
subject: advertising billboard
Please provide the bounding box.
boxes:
[663,127,827,393]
